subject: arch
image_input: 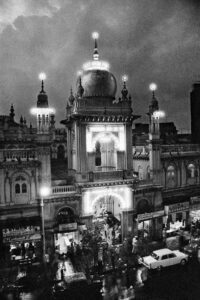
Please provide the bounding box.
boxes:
[11,171,30,204]
[56,206,76,224]
[137,199,151,214]
[92,132,119,150]
[22,183,27,193]
[138,166,144,180]
[15,183,20,194]
[166,164,177,188]
[57,144,65,160]
[95,141,101,166]
[146,166,150,180]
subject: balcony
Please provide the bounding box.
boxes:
[161,144,200,154]
[90,170,124,182]
[52,185,76,195]
[2,149,38,162]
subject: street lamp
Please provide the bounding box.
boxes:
[40,186,50,264]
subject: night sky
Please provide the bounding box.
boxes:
[0,0,200,131]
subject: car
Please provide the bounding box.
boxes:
[141,248,188,270]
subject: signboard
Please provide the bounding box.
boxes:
[190,197,200,210]
[137,210,164,222]
[59,223,77,232]
[165,202,189,214]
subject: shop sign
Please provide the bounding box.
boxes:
[190,197,200,210]
[166,202,189,214]
[59,223,77,232]
[137,210,164,222]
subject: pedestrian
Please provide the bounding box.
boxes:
[28,242,34,258]
[21,243,26,259]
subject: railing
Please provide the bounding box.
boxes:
[93,170,124,181]
[52,185,76,194]
[161,144,200,153]
[2,149,38,162]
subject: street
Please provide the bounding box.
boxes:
[136,258,200,300]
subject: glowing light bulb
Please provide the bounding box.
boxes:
[92,32,99,39]
[39,72,46,81]
[149,83,157,91]
[153,110,165,119]
[122,74,128,82]
[77,70,83,76]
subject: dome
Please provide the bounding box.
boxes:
[37,91,48,108]
[77,69,117,99]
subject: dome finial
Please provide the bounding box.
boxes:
[39,72,46,93]
[149,83,159,115]
[92,32,99,61]
[121,75,128,100]
[149,82,157,99]
[77,76,84,98]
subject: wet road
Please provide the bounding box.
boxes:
[136,258,200,300]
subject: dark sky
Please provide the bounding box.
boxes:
[0,0,200,131]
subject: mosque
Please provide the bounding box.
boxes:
[0,32,200,256]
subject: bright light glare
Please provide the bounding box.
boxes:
[122,74,128,82]
[82,60,110,71]
[149,83,157,91]
[92,32,99,39]
[30,107,55,115]
[40,186,51,197]
[77,70,83,76]
[39,72,46,81]
[153,110,165,119]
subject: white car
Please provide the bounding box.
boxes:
[141,248,188,270]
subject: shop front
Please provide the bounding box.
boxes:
[54,207,86,255]
[0,216,42,261]
[190,196,200,223]
[164,201,190,233]
[136,210,164,240]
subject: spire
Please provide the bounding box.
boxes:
[39,72,46,93]
[37,72,48,108]
[121,75,128,100]
[77,76,84,98]
[149,83,159,115]
[92,32,99,61]
[68,87,75,105]
[10,104,15,121]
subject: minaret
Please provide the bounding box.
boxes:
[148,83,164,185]
[31,73,55,134]
[30,73,55,190]
[9,104,15,121]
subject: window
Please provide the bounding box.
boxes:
[95,141,101,166]
[15,184,20,194]
[22,183,27,193]
[14,175,28,195]
[187,164,196,178]
[168,253,176,258]
[166,165,176,188]
[162,255,168,260]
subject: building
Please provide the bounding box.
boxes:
[1,33,200,260]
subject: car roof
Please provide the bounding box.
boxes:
[153,248,172,256]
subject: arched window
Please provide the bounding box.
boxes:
[15,175,28,195]
[57,145,65,160]
[187,164,195,178]
[138,166,143,180]
[167,165,176,188]
[147,166,150,180]
[22,183,27,193]
[15,183,20,194]
[95,141,101,166]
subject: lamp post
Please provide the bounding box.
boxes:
[40,186,50,264]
